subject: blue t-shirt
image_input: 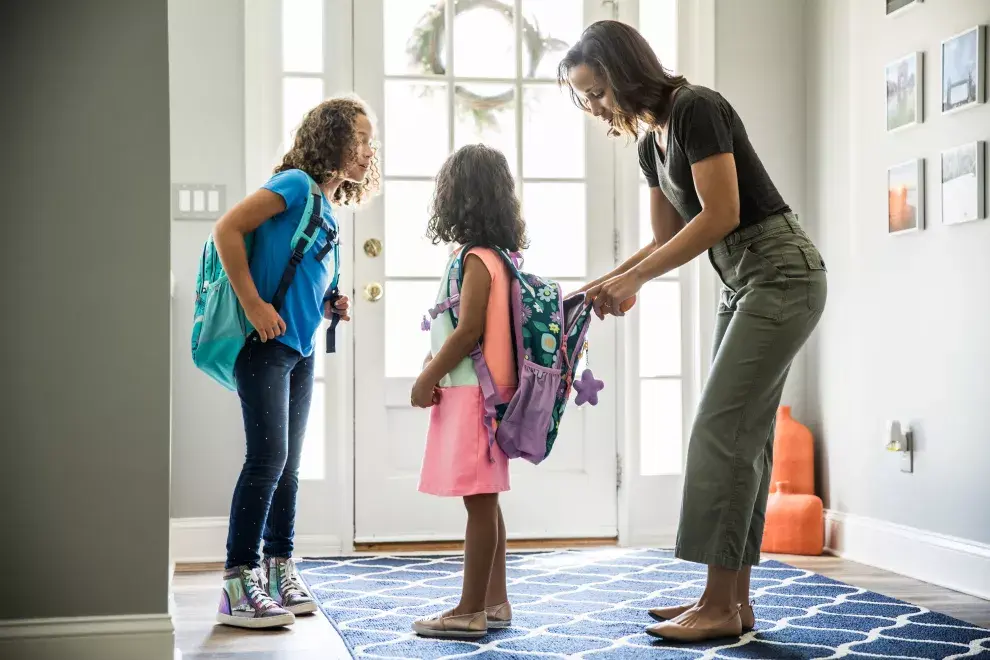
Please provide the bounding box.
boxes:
[252,169,338,357]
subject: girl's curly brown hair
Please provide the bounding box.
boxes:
[274,95,381,206]
[426,144,528,252]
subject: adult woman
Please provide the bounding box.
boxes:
[212,96,379,628]
[559,21,827,642]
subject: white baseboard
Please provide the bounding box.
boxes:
[170,517,342,564]
[0,614,174,660]
[825,509,990,601]
[621,531,677,549]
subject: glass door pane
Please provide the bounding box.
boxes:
[352,0,620,542]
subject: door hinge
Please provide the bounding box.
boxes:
[612,228,620,263]
[601,0,619,20]
[616,456,622,490]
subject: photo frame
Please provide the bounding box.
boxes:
[886,52,924,132]
[941,25,987,114]
[886,0,922,17]
[941,141,986,225]
[888,159,925,234]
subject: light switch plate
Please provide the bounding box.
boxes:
[173,183,226,220]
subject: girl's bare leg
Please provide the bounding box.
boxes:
[453,493,499,615]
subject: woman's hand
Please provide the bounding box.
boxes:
[324,295,351,321]
[411,375,441,408]
[587,270,646,319]
[245,298,286,341]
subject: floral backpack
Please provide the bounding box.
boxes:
[426,246,602,465]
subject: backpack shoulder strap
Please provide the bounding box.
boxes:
[271,174,331,313]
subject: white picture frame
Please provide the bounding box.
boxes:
[886,0,922,17]
[941,25,987,115]
[888,158,925,235]
[886,52,924,132]
[941,141,986,225]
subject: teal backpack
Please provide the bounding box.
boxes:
[426,247,600,465]
[191,173,340,390]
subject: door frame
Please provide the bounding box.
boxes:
[243,0,717,554]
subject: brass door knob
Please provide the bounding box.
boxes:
[364,282,384,302]
[363,238,383,258]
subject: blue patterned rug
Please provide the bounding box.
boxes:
[297,548,990,659]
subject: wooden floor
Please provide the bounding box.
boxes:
[172,551,990,659]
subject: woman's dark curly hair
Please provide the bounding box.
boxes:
[426,144,528,252]
[274,95,381,206]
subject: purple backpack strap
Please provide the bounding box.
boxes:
[470,347,500,464]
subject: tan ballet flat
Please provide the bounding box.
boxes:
[412,609,487,639]
[645,608,743,642]
[648,601,755,630]
[485,601,512,628]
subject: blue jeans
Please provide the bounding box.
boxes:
[225,339,314,569]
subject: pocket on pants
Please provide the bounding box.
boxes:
[733,248,786,322]
[799,245,827,312]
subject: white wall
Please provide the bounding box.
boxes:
[713,0,811,421]
[168,0,248,519]
[807,0,990,545]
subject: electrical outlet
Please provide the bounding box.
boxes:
[173,183,226,220]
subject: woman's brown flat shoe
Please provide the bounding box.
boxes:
[645,608,743,642]
[648,602,755,631]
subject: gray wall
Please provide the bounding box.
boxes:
[806,0,990,543]
[169,0,247,519]
[714,0,811,421]
[0,0,172,619]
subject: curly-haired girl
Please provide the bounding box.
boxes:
[212,95,379,629]
[409,144,527,639]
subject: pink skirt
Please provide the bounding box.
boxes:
[418,385,515,497]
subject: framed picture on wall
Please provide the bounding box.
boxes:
[888,159,925,234]
[941,25,987,114]
[941,141,985,225]
[886,52,923,131]
[886,0,922,17]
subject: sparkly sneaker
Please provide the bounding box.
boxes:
[264,556,318,615]
[217,566,295,629]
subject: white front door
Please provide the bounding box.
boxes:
[351,0,619,542]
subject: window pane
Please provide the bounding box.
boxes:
[639,0,678,73]
[452,3,515,78]
[301,382,326,480]
[522,84,584,179]
[454,83,516,177]
[639,182,652,247]
[639,281,681,377]
[521,183,586,278]
[385,81,450,177]
[384,181,450,278]
[640,379,683,476]
[384,0,443,76]
[385,280,439,378]
[313,319,327,380]
[282,0,323,73]
[283,77,324,152]
[521,0,583,79]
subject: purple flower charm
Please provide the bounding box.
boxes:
[573,369,604,406]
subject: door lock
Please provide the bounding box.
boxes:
[364,282,384,302]
[363,238,382,258]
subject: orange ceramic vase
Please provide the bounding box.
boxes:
[768,406,814,495]
[761,481,824,555]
